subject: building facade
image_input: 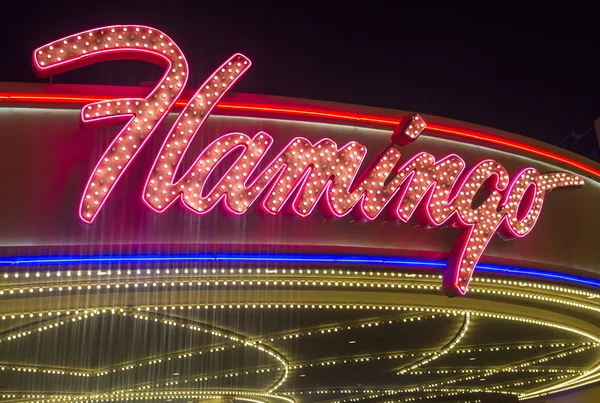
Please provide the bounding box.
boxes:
[1,25,600,403]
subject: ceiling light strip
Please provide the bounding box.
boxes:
[0,253,598,290]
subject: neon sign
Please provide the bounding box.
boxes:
[32,25,584,297]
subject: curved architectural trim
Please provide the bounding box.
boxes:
[0,92,599,180]
[1,252,599,289]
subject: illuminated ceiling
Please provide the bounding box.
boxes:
[2,265,600,403]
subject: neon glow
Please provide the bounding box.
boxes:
[0,252,598,289]
[33,25,190,223]
[2,95,599,180]
[32,25,584,297]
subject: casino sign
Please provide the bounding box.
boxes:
[1,25,600,403]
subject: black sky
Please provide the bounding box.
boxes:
[1,1,599,157]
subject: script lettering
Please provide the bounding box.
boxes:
[33,25,585,296]
[33,25,189,223]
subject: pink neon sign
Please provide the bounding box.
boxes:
[32,25,584,297]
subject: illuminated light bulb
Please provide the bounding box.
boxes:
[33,25,190,224]
[31,26,585,299]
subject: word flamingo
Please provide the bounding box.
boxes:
[33,25,584,296]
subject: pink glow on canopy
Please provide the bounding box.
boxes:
[31,26,586,296]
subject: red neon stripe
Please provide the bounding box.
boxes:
[1,92,599,179]
[427,125,600,178]
[216,103,400,125]
[6,94,107,103]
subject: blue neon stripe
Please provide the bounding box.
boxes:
[0,253,598,288]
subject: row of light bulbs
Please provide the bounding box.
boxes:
[8,312,577,384]
[408,344,597,393]
[270,314,430,342]
[3,282,598,327]
[3,267,598,302]
[4,390,294,403]
[1,302,598,399]
[0,279,443,296]
[3,270,599,321]
[0,324,584,402]
[410,365,581,376]
[397,314,470,375]
[0,308,288,393]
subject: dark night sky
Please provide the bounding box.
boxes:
[1,1,599,157]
